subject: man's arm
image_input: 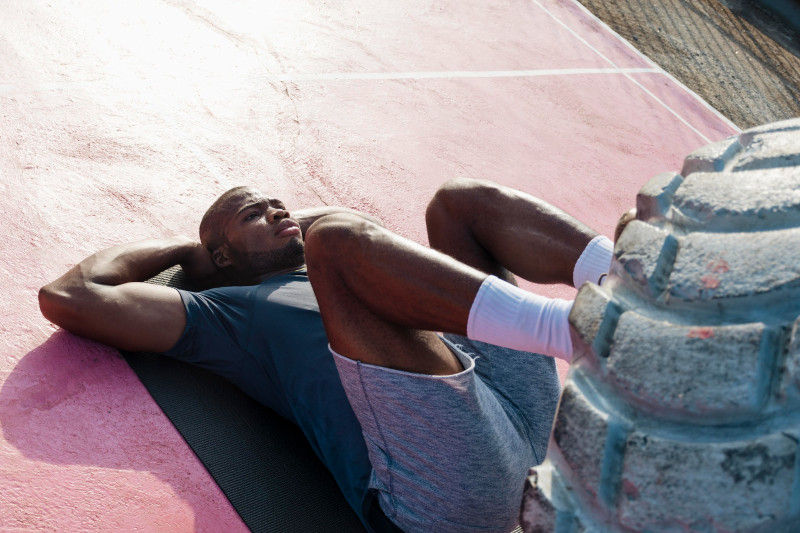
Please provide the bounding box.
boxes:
[39,236,217,353]
[293,206,383,237]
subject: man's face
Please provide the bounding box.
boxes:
[217,188,305,275]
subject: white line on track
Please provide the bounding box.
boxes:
[561,0,741,133]
[1,1,738,146]
[531,0,740,143]
[0,68,660,94]
[272,68,660,81]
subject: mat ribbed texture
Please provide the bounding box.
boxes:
[122,266,365,533]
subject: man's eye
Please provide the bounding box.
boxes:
[245,212,258,221]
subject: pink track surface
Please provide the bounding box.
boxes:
[0,1,738,530]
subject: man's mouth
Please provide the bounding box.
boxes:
[275,220,301,237]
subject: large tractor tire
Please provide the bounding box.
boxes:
[521,118,800,532]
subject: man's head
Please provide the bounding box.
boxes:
[199,186,305,282]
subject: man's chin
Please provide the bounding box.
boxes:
[252,240,305,273]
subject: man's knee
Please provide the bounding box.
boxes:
[426,178,502,242]
[428,177,485,216]
[428,177,507,218]
[304,213,380,273]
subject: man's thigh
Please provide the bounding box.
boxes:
[304,213,477,376]
[321,280,463,374]
[308,255,464,375]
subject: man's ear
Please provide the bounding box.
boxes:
[212,245,232,268]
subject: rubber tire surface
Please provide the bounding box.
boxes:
[521,118,800,532]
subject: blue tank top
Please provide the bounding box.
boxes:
[164,270,371,524]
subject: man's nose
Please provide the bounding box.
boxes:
[267,208,289,223]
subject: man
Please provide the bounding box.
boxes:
[39,178,614,532]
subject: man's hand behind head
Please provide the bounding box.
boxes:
[179,240,228,289]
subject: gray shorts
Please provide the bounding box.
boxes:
[332,334,560,533]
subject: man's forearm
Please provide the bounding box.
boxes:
[39,237,209,316]
[54,236,201,288]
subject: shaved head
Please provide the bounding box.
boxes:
[199,186,257,252]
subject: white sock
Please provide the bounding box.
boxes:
[573,235,613,288]
[467,276,574,362]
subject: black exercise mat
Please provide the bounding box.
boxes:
[122,266,366,533]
